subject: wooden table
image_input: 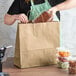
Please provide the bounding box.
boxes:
[3,58,74,76]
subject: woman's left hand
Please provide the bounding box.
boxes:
[47,7,58,21]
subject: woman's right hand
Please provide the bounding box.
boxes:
[14,13,29,23]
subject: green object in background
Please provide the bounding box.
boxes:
[29,0,59,21]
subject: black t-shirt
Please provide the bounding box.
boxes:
[7,0,65,19]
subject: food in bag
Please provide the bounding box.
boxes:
[33,11,53,23]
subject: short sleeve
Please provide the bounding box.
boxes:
[48,0,65,6]
[7,0,20,15]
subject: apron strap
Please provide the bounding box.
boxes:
[30,0,34,6]
[45,0,48,3]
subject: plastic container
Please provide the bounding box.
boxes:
[56,47,70,69]
[69,56,76,74]
[57,61,69,69]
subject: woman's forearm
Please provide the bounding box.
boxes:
[54,0,76,11]
[4,13,29,25]
[4,14,17,25]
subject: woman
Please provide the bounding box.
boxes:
[4,0,66,25]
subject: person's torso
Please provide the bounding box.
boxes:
[19,0,65,15]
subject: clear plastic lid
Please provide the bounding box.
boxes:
[56,47,70,52]
[69,56,76,61]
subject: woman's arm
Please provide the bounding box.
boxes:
[4,14,17,25]
[4,13,28,25]
[53,0,76,11]
[4,0,29,25]
[48,0,76,16]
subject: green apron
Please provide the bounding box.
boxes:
[29,0,59,21]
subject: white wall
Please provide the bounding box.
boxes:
[0,0,76,57]
[0,0,17,57]
[60,8,76,55]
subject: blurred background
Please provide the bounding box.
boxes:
[0,0,76,57]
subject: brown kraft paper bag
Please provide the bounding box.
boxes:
[14,22,60,68]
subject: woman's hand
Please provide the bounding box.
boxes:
[4,13,28,25]
[48,7,58,15]
[47,7,58,21]
[14,13,29,23]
